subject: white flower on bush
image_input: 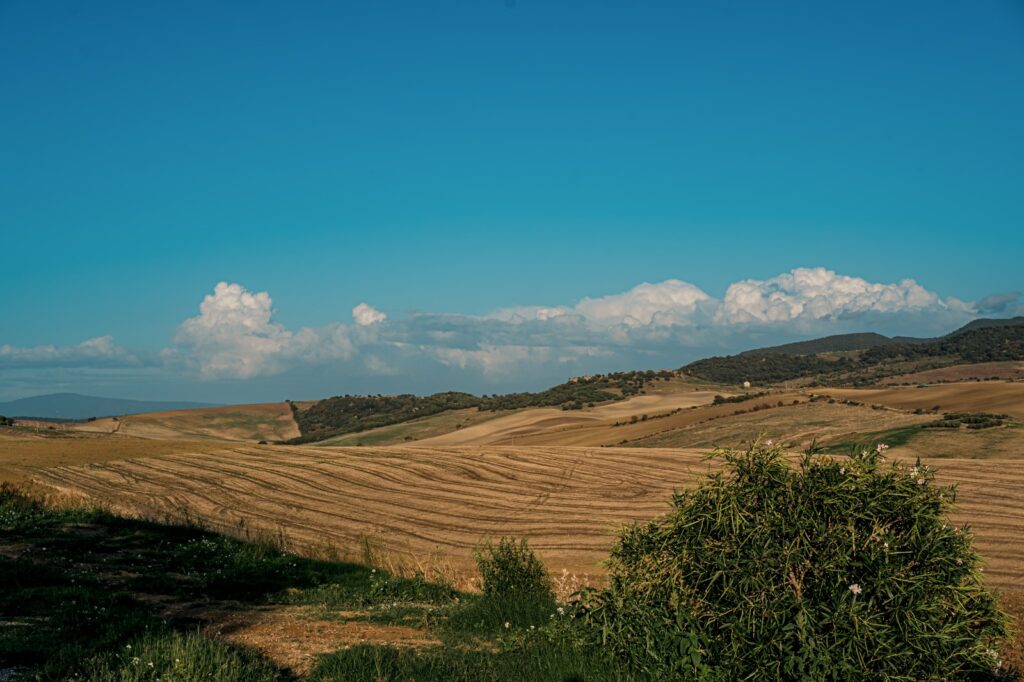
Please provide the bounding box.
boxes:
[557,606,565,615]
[504,621,510,629]
[916,478,926,485]
[849,583,862,595]
[876,443,889,453]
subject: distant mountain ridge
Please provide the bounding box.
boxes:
[738,332,896,357]
[0,393,219,420]
[683,318,1024,385]
[739,317,1024,357]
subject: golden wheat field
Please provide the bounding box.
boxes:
[23,443,1024,591]
[817,382,1024,419]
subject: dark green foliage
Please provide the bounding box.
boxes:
[477,537,552,598]
[290,391,482,443]
[711,391,768,405]
[683,326,1024,385]
[862,326,1024,366]
[923,412,1011,430]
[738,332,898,356]
[84,630,281,682]
[306,637,634,682]
[0,415,14,426]
[685,352,854,385]
[582,444,1010,681]
[290,371,674,443]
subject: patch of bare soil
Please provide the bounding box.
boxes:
[188,605,437,675]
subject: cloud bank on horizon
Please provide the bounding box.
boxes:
[2,267,1019,399]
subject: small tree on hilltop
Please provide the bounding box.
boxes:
[581,442,1010,680]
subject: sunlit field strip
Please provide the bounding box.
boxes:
[30,445,1024,589]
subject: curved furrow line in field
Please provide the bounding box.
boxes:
[299,448,679,507]
[187,448,684,518]
[104,455,637,550]
[43,462,259,525]
[112,448,647,548]
[31,446,1023,588]
[148,451,659,525]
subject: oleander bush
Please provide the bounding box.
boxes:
[580,443,1012,680]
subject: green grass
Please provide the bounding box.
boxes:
[0,485,636,681]
[820,424,923,454]
[305,638,635,682]
[83,630,281,682]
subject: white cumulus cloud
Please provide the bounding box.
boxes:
[0,336,139,368]
[575,279,712,327]
[352,303,387,326]
[715,267,970,327]
[173,282,356,379]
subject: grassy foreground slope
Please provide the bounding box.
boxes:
[6,451,1023,680]
[0,485,638,681]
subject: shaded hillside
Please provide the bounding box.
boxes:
[736,317,1024,358]
[289,371,673,443]
[683,325,1024,386]
[738,332,895,356]
[950,316,1024,334]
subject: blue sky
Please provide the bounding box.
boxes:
[1,1,1022,403]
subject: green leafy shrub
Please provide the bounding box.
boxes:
[449,538,558,633]
[582,443,1011,680]
[477,537,551,598]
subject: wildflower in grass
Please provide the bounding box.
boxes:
[917,478,926,485]
[839,467,845,475]
[849,583,862,595]
[876,443,889,453]
[557,606,565,615]
[504,621,510,629]
[910,466,918,476]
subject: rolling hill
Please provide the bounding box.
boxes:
[683,322,1024,386]
[26,443,1024,590]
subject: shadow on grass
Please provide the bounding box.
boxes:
[0,485,457,680]
[1,485,635,681]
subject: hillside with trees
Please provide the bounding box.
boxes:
[683,325,1024,386]
[289,370,674,443]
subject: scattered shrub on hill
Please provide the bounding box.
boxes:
[0,415,14,427]
[579,443,1010,680]
[923,412,1011,430]
[448,538,558,634]
[290,371,674,442]
[711,391,768,405]
[477,537,551,598]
